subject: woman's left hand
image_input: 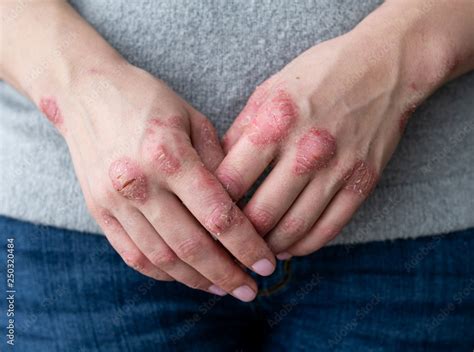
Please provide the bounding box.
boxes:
[215,0,473,257]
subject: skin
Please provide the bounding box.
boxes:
[0,0,277,302]
[39,97,64,128]
[1,0,473,301]
[217,0,474,258]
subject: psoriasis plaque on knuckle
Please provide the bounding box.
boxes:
[108,157,149,202]
[142,118,183,176]
[293,127,337,175]
[150,144,182,175]
[248,88,298,146]
[343,160,378,196]
[206,202,238,236]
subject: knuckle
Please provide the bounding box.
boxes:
[343,160,379,196]
[270,217,308,251]
[141,120,191,178]
[108,157,149,202]
[278,216,307,238]
[174,236,205,263]
[141,141,182,176]
[148,248,178,268]
[316,223,342,242]
[205,202,242,236]
[293,128,337,176]
[151,269,174,282]
[248,88,297,145]
[213,272,237,289]
[235,243,261,264]
[121,251,147,272]
[97,209,119,230]
[215,165,245,200]
[145,115,188,135]
[333,160,352,184]
[246,203,276,235]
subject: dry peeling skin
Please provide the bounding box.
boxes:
[249,89,298,145]
[293,128,337,175]
[108,157,149,202]
[192,167,244,236]
[150,145,181,175]
[214,167,244,201]
[235,82,272,129]
[195,120,222,170]
[206,202,242,236]
[39,97,64,126]
[143,118,182,175]
[343,160,378,196]
[149,116,185,130]
[145,116,185,136]
[221,84,269,151]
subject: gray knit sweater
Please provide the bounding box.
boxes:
[0,0,473,245]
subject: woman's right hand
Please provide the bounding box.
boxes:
[0,0,275,301]
[42,62,276,302]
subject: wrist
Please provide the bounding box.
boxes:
[350,0,473,98]
[0,1,127,111]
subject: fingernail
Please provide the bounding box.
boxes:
[232,285,257,302]
[208,285,227,296]
[276,252,292,260]
[251,258,275,276]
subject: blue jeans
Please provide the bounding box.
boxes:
[0,215,473,351]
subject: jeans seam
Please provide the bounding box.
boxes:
[257,260,292,297]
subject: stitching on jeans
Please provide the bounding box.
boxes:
[258,260,292,297]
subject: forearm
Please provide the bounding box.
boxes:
[351,0,474,95]
[0,0,125,103]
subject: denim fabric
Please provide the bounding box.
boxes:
[0,215,473,352]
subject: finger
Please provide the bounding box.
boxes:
[288,161,378,256]
[221,80,273,153]
[242,157,310,236]
[216,136,276,200]
[71,147,170,280]
[166,152,276,277]
[190,113,224,172]
[216,88,298,200]
[265,168,342,256]
[141,191,259,302]
[97,209,173,281]
[115,206,218,294]
[244,127,337,235]
[218,136,277,200]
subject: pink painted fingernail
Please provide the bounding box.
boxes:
[232,285,256,302]
[208,285,227,296]
[276,252,292,260]
[252,258,275,276]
